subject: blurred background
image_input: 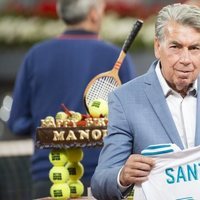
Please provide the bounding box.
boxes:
[0,0,187,140]
[0,0,188,199]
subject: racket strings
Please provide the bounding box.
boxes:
[85,76,119,106]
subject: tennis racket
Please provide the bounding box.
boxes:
[84,19,143,112]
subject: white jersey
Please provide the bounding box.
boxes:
[134,144,200,200]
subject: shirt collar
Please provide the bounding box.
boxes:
[58,29,99,40]
[155,62,171,97]
[189,82,198,97]
[155,62,198,97]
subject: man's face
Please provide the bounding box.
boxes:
[154,21,200,94]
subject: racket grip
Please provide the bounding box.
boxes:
[122,19,143,53]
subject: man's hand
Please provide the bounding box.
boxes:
[119,154,155,186]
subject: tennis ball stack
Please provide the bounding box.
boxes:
[49,148,84,199]
[49,149,70,200]
[65,148,84,198]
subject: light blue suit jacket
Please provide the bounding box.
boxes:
[91,60,200,200]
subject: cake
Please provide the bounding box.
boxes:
[36,109,108,149]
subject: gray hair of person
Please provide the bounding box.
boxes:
[56,0,101,25]
[155,3,200,41]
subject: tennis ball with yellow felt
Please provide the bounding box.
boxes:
[50,183,70,200]
[49,149,68,166]
[67,180,84,198]
[49,166,69,183]
[65,162,84,180]
[55,111,68,120]
[66,148,83,162]
[88,98,108,117]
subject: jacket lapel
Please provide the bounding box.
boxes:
[143,64,184,149]
[195,78,200,146]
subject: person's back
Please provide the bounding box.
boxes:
[7,0,136,198]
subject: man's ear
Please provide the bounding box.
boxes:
[89,7,98,24]
[154,37,161,59]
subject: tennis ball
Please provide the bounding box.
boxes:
[49,166,69,183]
[65,162,84,180]
[55,111,68,120]
[66,148,83,162]
[50,183,70,200]
[49,149,68,166]
[88,98,108,117]
[68,180,84,198]
[68,111,82,122]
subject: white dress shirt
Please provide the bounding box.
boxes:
[155,62,197,148]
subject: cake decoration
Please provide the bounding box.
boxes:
[35,102,108,199]
[36,103,108,149]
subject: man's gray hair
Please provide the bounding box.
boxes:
[56,0,100,25]
[155,3,200,41]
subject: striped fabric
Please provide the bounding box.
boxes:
[141,143,181,157]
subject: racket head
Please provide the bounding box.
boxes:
[83,19,143,113]
[84,70,121,112]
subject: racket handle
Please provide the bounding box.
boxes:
[122,19,143,53]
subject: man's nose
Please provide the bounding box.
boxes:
[179,48,191,65]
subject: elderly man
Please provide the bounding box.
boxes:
[91,3,200,200]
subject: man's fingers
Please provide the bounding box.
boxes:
[119,154,155,186]
[131,154,155,166]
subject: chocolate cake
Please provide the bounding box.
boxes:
[35,110,108,149]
